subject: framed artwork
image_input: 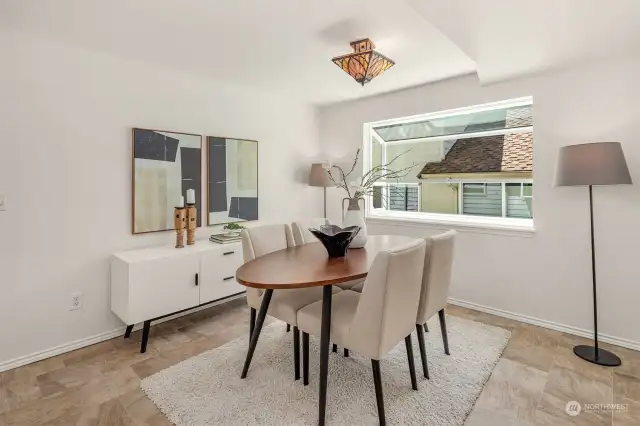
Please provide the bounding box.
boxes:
[132,128,202,234]
[207,136,258,226]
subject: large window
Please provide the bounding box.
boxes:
[364,97,534,228]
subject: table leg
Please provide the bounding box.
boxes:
[241,289,273,379]
[318,285,332,426]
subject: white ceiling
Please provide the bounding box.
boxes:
[2,0,640,105]
[408,0,640,84]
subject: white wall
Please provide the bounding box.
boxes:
[320,57,640,348]
[0,29,322,366]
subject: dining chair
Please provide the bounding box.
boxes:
[292,218,364,292]
[242,224,341,381]
[414,229,456,380]
[291,218,330,245]
[297,238,427,425]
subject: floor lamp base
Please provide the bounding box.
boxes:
[574,344,621,367]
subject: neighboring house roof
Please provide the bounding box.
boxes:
[418,132,533,176]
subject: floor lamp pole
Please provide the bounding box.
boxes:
[573,184,621,366]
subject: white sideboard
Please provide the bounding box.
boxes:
[111,241,245,352]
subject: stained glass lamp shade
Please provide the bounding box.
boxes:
[332,38,395,86]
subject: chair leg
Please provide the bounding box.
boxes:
[344,348,349,357]
[333,343,337,353]
[293,326,300,381]
[415,324,430,379]
[424,322,429,332]
[287,323,291,332]
[249,308,256,339]
[371,360,386,426]
[404,334,418,391]
[303,332,309,386]
[438,309,450,355]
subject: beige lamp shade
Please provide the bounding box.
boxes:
[554,142,632,187]
[308,163,331,187]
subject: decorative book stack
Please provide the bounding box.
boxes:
[210,233,242,244]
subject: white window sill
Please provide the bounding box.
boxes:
[365,211,535,237]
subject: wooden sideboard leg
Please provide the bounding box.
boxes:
[141,321,151,353]
[124,325,134,339]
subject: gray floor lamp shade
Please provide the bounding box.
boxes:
[554,142,632,367]
[309,163,331,218]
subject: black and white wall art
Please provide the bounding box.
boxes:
[132,128,202,234]
[207,137,258,226]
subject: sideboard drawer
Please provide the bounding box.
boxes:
[199,247,245,304]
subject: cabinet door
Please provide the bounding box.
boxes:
[128,254,200,324]
[199,247,245,304]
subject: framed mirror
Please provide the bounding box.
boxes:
[207,136,258,226]
[132,128,202,234]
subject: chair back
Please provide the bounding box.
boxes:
[416,230,457,324]
[348,238,426,359]
[291,218,331,246]
[241,224,295,261]
[241,224,295,306]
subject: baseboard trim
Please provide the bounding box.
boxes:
[448,298,640,352]
[0,328,125,373]
[3,295,636,373]
[0,293,247,373]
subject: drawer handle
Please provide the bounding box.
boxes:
[223,251,235,256]
[223,276,234,281]
[195,273,199,286]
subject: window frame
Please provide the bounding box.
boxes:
[361,97,535,235]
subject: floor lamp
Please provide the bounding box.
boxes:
[309,163,331,218]
[554,142,632,367]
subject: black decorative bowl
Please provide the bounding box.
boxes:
[309,225,361,258]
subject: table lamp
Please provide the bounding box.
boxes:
[554,142,632,366]
[309,163,331,218]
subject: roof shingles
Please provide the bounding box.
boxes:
[419,132,533,176]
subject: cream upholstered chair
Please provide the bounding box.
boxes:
[292,219,364,294]
[297,238,427,424]
[291,218,330,245]
[414,230,456,380]
[242,224,341,381]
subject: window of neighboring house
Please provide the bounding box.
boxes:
[364,97,534,232]
[462,183,486,196]
[372,183,419,212]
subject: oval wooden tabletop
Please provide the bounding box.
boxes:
[235,234,420,289]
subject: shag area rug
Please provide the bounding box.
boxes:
[142,315,510,425]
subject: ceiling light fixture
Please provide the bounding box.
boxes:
[331,38,395,86]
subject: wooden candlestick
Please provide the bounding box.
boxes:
[174,207,186,248]
[186,203,197,245]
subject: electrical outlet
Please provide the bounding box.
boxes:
[70,292,83,311]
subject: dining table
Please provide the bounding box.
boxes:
[235,234,419,425]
